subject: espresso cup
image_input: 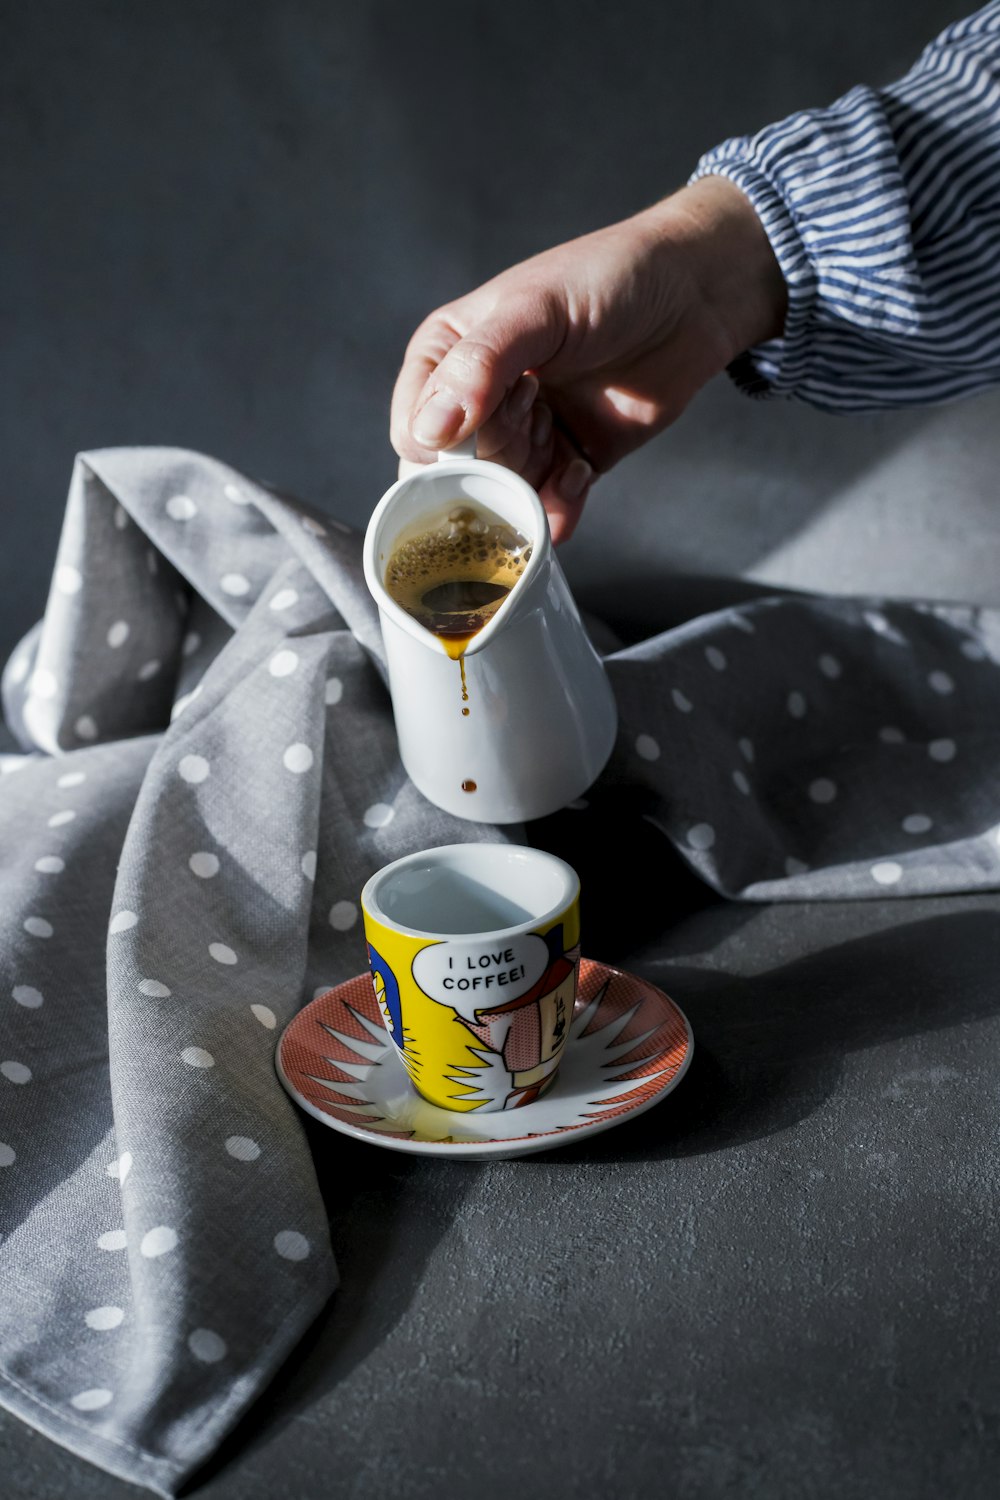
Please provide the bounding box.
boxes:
[360,843,580,1113]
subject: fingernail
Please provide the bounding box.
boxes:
[530,402,552,448]
[559,457,592,500]
[412,389,465,448]
[509,374,539,423]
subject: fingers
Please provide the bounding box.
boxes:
[536,436,595,546]
[392,288,565,462]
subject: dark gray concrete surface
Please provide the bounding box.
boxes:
[4,2,1000,1497]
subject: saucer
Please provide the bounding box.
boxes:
[274,958,693,1159]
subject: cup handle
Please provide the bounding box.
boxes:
[436,433,477,462]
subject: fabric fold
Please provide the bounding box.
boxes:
[3,445,1000,1493]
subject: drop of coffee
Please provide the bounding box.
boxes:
[461,779,477,793]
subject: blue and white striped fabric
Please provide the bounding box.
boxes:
[691,1,1000,409]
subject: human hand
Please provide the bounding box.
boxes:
[390,175,787,542]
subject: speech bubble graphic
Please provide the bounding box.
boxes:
[412,933,549,1021]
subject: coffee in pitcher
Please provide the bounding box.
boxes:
[384,502,533,657]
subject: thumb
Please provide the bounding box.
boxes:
[409,291,564,450]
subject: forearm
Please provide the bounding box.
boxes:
[690,0,1000,411]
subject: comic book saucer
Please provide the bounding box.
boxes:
[275,958,693,1160]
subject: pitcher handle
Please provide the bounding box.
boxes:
[436,433,477,462]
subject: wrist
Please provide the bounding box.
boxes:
[639,176,788,359]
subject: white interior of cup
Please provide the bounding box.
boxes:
[362,844,578,937]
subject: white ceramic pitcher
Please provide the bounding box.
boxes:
[363,438,618,824]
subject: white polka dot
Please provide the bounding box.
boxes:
[106,1152,132,1182]
[35,855,65,874]
[166,494,198,521]
[182,631,201,658]
[24,917,53,939]
[140,1225,178,1258]
[325,677,344,706]
[220,573,251,597]
[222,482,250,507]
[928,670,954,695]
[269,649,299,678]
[0,1143,15,1167]
[106,620,130,649]
[808,778,837,804]
[189,852,219,879]
[787,691,807,719]
[55,564,83,595]
[818,654,842,679]
[635,734,660,762]
[929,738,956,763]
[738,737,755,763]
[274,1230,311,1261]
[179,754,210,784]
[301,850,317,881]
[686,823,715,852]
[363,803,394,831]
[29,668,58,699]
[57,771,86,788]
[181,1047,215,1068]
[283,743,314,774]
[270,588,299,612]
[1,1060,32,1084]
[329,900,358,931]
[48,809,76,827]
[671,688,692,713]
[903,814,932,835]
[113,504,128,529]
[188,1328,228,1363]
[97,1229,127,1251]
[879,726,905,745]
[785,857,809,877]
[960,639,986,661]
[109,910,138,934]
[171,689,199,720]
[137,659,161,682]
[732,770,750,795]
[251,1004,276,1029]
[8,653,29,685]
[209,943,237,965]
[12,985,42,1008]
[864,610,906,644]
[75,715,98,740]
[705,646,727,671]
[302,516,327,537]
[871,861,903,886]
[138,979,171,998]
[71,1388,113,1412]
[225,1135,261,1161]
[85,1306,124,1331]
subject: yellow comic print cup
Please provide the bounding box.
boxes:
[360,843,581,1113]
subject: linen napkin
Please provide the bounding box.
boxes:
[1,446,997,1494]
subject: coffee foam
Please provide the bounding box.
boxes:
[385,503,532,644]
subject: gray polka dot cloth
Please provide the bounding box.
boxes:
[1,447,997,1492]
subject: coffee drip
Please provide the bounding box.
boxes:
[384,503,532,660]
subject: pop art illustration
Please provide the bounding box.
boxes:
[365,921,580,1111]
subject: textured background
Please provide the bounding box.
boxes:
[3,0,999,667]
[4,3,1000,1498]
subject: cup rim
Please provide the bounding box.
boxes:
[360,841,579,941]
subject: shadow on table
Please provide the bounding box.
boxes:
[527,905,1000,1166]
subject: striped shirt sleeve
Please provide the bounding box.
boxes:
[689,1,1000,410]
